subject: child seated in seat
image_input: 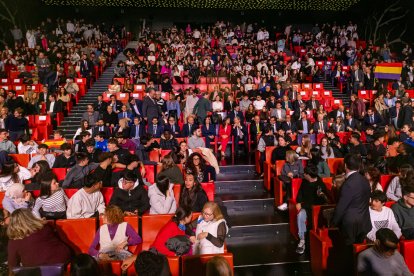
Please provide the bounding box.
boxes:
[88,205,141,261]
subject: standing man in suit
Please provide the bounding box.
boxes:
[46,94,62,130]
[351,63,364,94]
[333,154,372,274]
[80,54,93,87]
[129,98,143,118]
[142,87,160,123]
[193,92,211,124]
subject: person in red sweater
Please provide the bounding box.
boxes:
[121,206,193,271]
[7,209,72,269]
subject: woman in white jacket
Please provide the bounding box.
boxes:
[148,175,176,215]
[189,201,228,255]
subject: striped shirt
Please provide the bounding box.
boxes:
[32,189,68,218]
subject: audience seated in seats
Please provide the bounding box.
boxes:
[17,134,38,154]
[94,131,109,152]
[317,137,335,160]
[27,143,55,169]
[180,173,208,213]
[107,138,131,166]
[232,117,248,157]
[364,167,383,192]
[2,183,32,215]
[66,173,105,219]
[296,134,312,160]
[309,148,331,178]
[386,164,413,201]
[89,205,142,260]
[257,126,278,176]
[326,130,347,158]
[7,209,71,270]
[24,160,51,191]
[182,115,198,138]
[109,171,149,216]
[62,152,98,188]
[295,165,331,254]
[67,254,100,276]
[75,131,92,153]
[103,105,119,128]
[188,128,206,150]
[347,132,367,157]
[122,248,171,275]
[164,116,181,138]
[391,184,414,239]
[157,153,184,185]
[0,129,16,154]
[331,164,346,203]
[202,116,217,149]
[218,118,231,157]
[85,139,102,164]
[150,206,193,257]
[186,152,216,183]
[53,143,76,168]
[278,150,305,211]
[32,171,68,220]
[0,161,31,191]
[92,119,111,139]
[271,136,293,163]
[130,117,146,146]
[149,175,177,215]
[357,228,412,275]
[113,118,131,138]
[7,107,29,142]
[111,154,145,186]
[115,133,136,152]
[188,202,228,255]
[160,130,179,151]
[366,190,401,242]
[388,143,414,169]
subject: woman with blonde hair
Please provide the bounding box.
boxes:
[7,208,71,270]
[207,256,233,276]
[189,202,228,255]
[157,153,184,184]
[113,118,131,137]
[88,205,142,260]
[296,134,312,160]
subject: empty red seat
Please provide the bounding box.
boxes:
[101,187,114,206]
[55,218,96,254]
[9,154,30,168]
[51,168,67,182]
[141,214,174,250]
[400,240,414,272]
[201,182,215,201]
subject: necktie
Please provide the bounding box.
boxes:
[189,125,191,136]
[273,124,277,133]
[135,126,139,138]
[370,116,374,124]
[313,101,316,109]
[320,122,324,133]
[123,112,127,118]
[257,124,260,133]
[84,60,88,70]
[153,125,157,135]
[99,127,103,131]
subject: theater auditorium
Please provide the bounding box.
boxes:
[0,0,413,275]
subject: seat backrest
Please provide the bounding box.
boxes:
[291,178,303,203]
[181,253,234,276]
[380,175,395,191]
[9,154,30,168]
[265,146,276,162]
[173,184,182,207]
[63,189,79,199]
[149,150,160,162]
[141,214,174,250]
[327,158,344,174]
[101,187,114,206]
[51,168,67,182]
[12,264,64,276]
[400,240,414,273]
[144,165,156,184]
[321,177,333,191]
[55,218,96,254]
[275,160,286,176]
[0,191,4,209]
[201,182,215,201]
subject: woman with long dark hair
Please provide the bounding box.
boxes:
[148,175,176,215]
[179,173,208,212]
[185,152,216,183]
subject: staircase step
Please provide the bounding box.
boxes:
[215,179,264,194]
[222,197,274,216]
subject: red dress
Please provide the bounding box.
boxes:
[219,125,231,153]
[151,220,186,256]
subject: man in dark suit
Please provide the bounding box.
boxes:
[333,154,372,274]
[344,113,358,132]
[397,98,413,129]
[274,83,285,100]
[232,117,248,156]
[250,115,264,144]
[108,95,123,113]
[224,95,236,112]
[297,111,313,134]
[181,115,198,138]
[80,54,93,80]
[38,86,49,104]
[329,105,347,121]
[351,63,364,94]
[363,108,383,129]
[46,94,62,129]
[117,104,133,122]
[147,117,163,138]
[313,114,328,134]
[306,95,320,110]
[228,104,244,124]
[130,117,146,146]
[164,116,181,137]
[142,88,160,122]
[281,114,297,134]
[129,98,143,118]
[389,100,401,128]
[92,119,111,138]
[94,95,108,114]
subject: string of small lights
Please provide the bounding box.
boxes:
[42,0,360,11]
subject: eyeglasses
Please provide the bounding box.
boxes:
[203,212,213,217]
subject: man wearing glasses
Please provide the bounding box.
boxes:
[391,184,414,239]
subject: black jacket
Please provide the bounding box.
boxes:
[109,184,150,214]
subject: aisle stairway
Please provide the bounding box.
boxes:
[57,50,129,139]
[215,164,311,276]
[318,75,351,107]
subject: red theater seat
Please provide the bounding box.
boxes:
[141,214,174,251]
[144,165,156,184]
[201,182,215,201]
[101,187,114,206]
[380,175,395,191]
[0,191,4,208]
[9,154,30,168]
[327,158,344,174]
[181,253,234,276]
[64,189,78,199]
[400,240,414,272]
[51,168,67,182]
[55,218,96,254]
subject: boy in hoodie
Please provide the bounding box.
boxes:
[391,184,414,239]
[160,130,179,151]
[109,171,150,216]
